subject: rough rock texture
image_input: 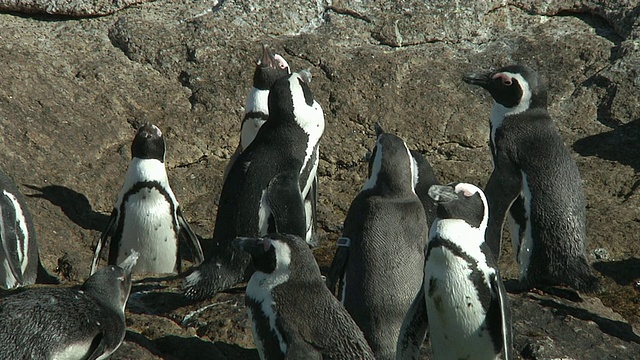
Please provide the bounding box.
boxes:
[0,0,639,359]
[0,0,153,16]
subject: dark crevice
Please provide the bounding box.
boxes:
[555,10,623,44]
[283,47,335,81]
[324,6,373,23]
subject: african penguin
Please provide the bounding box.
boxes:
[0,251,138,359]
[0,169,58,289]
[463,65,601,293]
[90,123,204,275]
[223,46,319,247]
[233,233,375,360]
[398,183,513,360]
[410,149,440,228]
[325,126,428,360]
[183,72,325,300]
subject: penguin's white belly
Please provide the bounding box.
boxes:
[241,118,266,151]
[118,188,177,274]
[425,248,498,360]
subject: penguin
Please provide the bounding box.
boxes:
[233,233,375,360]
[397,182,512,360]
[0,169,58,289]
[0,251,138,359]
[325,126,428,360]
[463,65,601,293]
[224,46,319,247]
[90,123,204,275]
[183,72,325,300]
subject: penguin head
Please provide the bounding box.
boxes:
[131,123,166,162]
[463,64,547,113]
[362,129,417,195]
[428,183,488,230]
[82,251,138,314]
[268,72,324,135]
[233,233,321,279]
[253,44,291,90]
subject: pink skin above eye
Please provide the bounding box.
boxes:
[492,73,512,86]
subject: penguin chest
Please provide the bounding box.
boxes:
[507,172,534,279]
[118,187,178,274]
[246,282,287,359]
[425,248,497,360]
[241,117,267,151]
[0,190,33,288]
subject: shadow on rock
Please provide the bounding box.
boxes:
[128,287,195,315]
[594,258,640,286]
[573,118,640,172]
[538,297,640,344]
[24,184,111,232]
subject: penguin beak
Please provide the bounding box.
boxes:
[258,44,276,68]
[428,185,460,203]
[233,237,271,256]
[374,122,385,138]
[118,250,139,277]
[462,71,493,89]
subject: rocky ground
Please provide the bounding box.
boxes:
[0,0,639,359]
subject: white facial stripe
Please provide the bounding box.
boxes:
[405,145,418,194]
[3,190,29,272]
[273,54,291,73]
[489,72,532,157]
[362,139,383,191]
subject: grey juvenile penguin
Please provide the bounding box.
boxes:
[234,233,375,360]
[326,126,428,359]
[463,65,601,293]
[0,252,138,359]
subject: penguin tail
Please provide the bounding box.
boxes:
[35,257,60,285]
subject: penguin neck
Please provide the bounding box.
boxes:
[362,171,415,196]
[430,219,486,255]
[121,158,170,194]
[245,87,269,116]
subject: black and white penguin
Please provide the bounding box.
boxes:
[233,233,375,360]
[397,183,512,360]
[463,65,601,293]
[0,251,138,359]
[224,45,318,247]
[0,169,57,289]
[90,123,204,275]
[183,72,325,299]
[325,127,428,360]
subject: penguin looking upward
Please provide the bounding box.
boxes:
[234,233,375,360]
[0,251,138,359]
[326,125,428,359]
[183,72,325,300]
[90,123,204,275]
[463,65,601,293]
[0,169,58,289]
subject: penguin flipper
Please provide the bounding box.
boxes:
[396,285,429,360]
[177,207,205,271]
[84,332,107,360]
[488,272,513,360]
[267,171,306,238]
[303,174,319,247]
[325,237,350,297]
[0,191,24,284]
[484,156,521,257]
[90,209,117,275]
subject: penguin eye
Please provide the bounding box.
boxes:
[502,78,512,86]
[492,73,513,86]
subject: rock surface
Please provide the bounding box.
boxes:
[0,0,639,359]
